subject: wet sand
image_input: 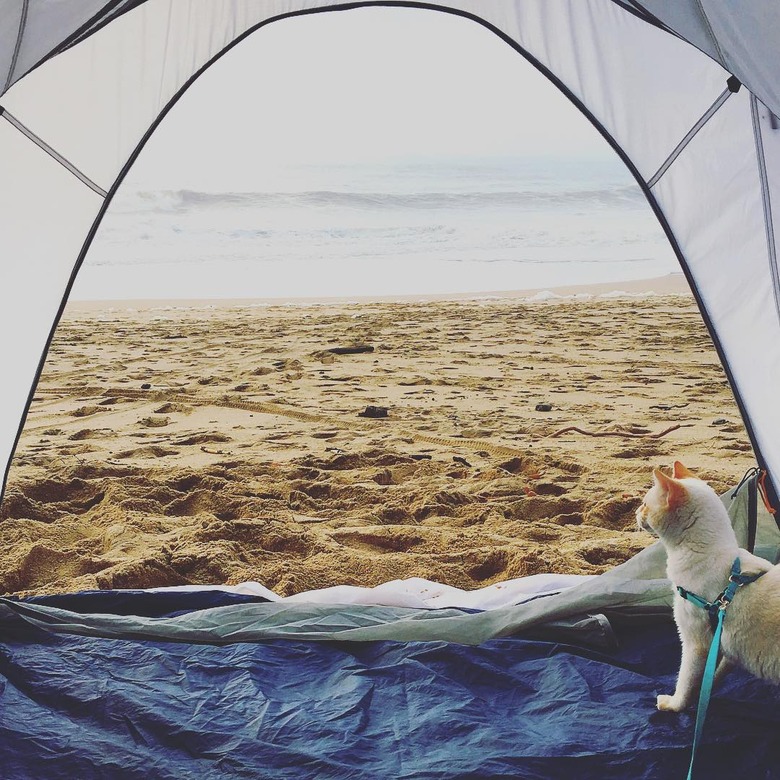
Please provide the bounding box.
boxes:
[0,277,755,596]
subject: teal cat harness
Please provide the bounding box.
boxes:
[675,557,765,780]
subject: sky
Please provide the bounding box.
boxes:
[124,7,616,191]
[64,5,672,300]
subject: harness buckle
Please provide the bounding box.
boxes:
[715,594,731,611]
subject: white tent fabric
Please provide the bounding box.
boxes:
[1,0,780,506]
[149,572,593,610]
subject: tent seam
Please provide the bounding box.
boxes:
[750,94,780,326]
[693,0,727,67]
[647,87,731,189]
[0,109,107,197]
[2,0,28,95]
[607,1,667,30]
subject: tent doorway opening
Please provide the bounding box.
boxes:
[1,7,755,598]
[71,7,681,303]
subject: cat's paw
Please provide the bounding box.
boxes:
[656,694,685,712]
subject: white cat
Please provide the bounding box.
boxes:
[636,461,779,712]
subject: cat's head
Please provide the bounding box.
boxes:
[636,461,701,539]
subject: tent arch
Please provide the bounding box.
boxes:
[1,1,778,509]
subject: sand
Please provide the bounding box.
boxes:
[0,275,755,597]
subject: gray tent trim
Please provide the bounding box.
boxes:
[0,108,107,197]
[647,85,736,190]
[632,1,780,118]
[750,94,780,322]
[2,0,28,94]
[0,0,146,98]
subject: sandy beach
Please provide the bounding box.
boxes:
[0,275,755,597]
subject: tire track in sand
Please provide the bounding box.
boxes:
[34,386,530,459]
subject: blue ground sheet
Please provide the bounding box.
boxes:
[2,590,780,779]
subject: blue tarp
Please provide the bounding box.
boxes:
[20,588,270,616]
[2,591,780,779]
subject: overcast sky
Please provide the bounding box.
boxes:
[125,7,616,191]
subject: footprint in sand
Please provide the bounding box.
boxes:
[68,428,112,441]
[154,402,193,414]
[70,405,105,418]
[466,549,509,582]
[20,476,104,510]
[507,495,586,522]
[584,496,638,529]
[173,432,232,446]
[115,445,179,459]
[12,542,110,591]
[531,482,568,496]
[578,542,641,568]
[139,416,170,428]
[329,528,425,554]
[0,490,55,522]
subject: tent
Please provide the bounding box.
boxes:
[3,1,780,777]
[2,0,780,509]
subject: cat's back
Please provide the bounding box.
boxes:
[730,558,780,632]
[725,561,780,682]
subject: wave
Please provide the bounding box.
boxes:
[125,185,644,213]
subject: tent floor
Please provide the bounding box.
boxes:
[2,591,780,779]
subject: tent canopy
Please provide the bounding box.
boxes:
[3,8,780,772]
[2,0,780,507]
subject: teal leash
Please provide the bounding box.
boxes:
[685,604,724,780]
[676,557,765,780]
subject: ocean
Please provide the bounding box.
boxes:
[71,156,678,300]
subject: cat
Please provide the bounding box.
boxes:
[636,461,779,712]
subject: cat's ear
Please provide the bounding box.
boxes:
[653,468,688,510]
[672,461,695,479]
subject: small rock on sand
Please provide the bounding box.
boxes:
[359,406,389,419]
